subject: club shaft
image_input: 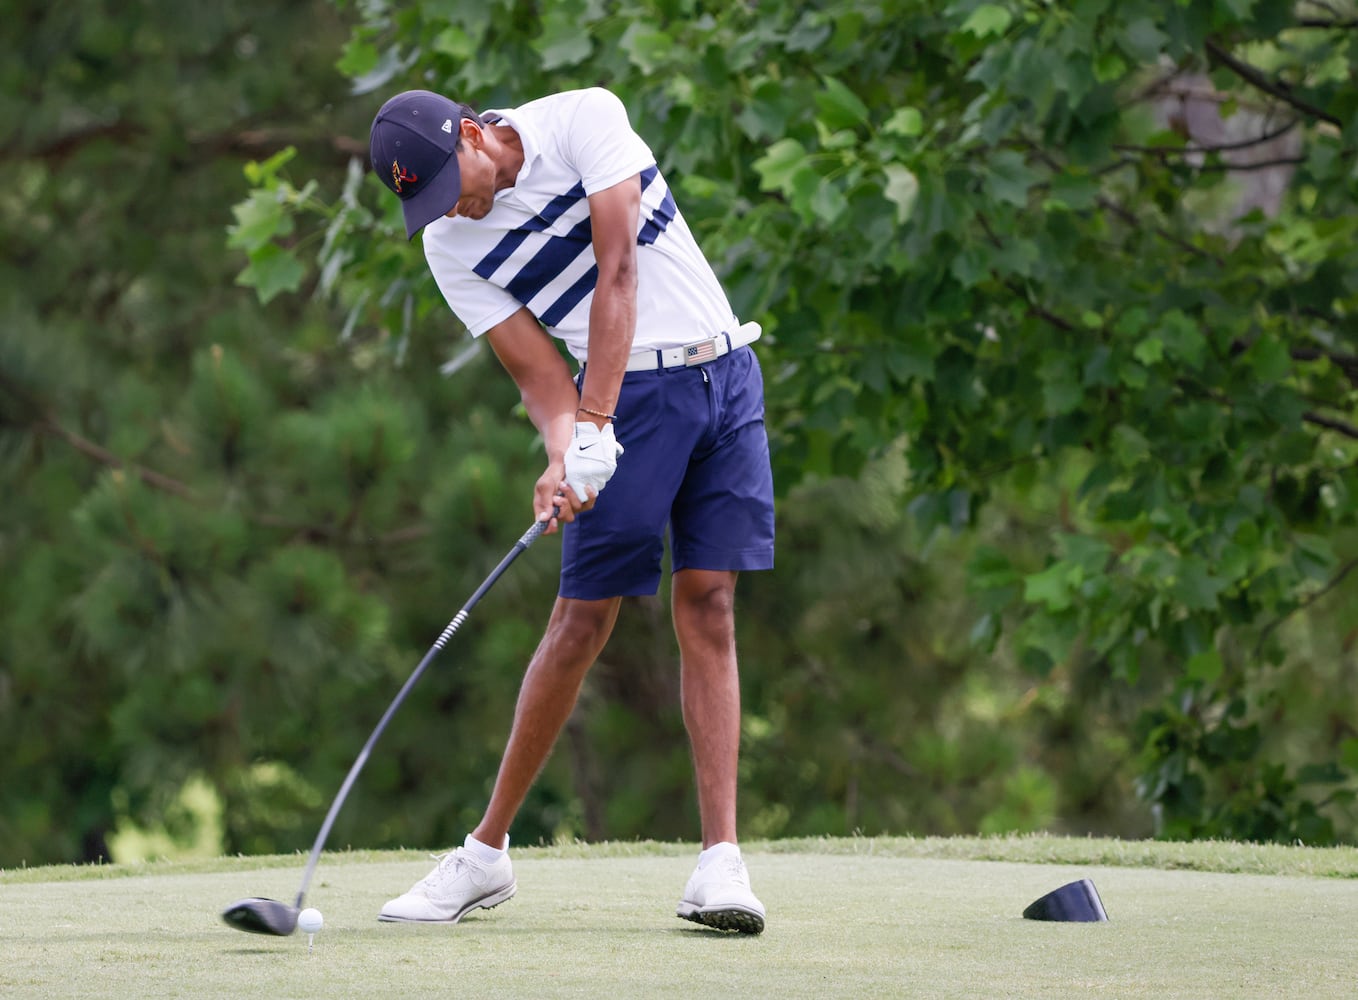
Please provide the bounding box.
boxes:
[292,517,549,908]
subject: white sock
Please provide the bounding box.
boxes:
[465,832,508,862]
[697,841,741,870]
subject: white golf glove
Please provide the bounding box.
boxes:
[564,421,623,502]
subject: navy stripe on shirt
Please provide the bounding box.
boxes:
[636,165,674,245]
[472,167,677,327]
[539,265,599,327]
[504,216,594,304]
[637,187,676,247]
[473,182,587,279]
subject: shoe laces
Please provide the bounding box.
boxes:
[715,857,749,885]
[419,849,470,890]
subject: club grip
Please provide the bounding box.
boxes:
[517,506,560,548]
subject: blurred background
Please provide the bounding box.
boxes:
[2,0,1355,867]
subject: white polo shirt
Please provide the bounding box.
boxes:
[421,88,737,363]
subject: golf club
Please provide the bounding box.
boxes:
[222,514,552,936]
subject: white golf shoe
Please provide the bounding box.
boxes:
[676,852,766,934]
[378,840,516,924]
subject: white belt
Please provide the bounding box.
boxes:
[620,321,762,373]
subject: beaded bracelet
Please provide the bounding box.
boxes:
[577,406,617,421]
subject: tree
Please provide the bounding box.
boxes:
[0,1,428,865]
[4,1,1354,867]
[236,0,1358,843]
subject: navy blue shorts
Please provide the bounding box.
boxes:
[560,345,776,600]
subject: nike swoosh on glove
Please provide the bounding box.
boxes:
[564,421,624,501]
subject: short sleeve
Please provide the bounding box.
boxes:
[424,229,521,336]
[562,89,657,195]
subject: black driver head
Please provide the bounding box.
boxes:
[221,897,299,936]
[1022,878,1109,922]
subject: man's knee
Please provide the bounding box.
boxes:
[673,571,737,638]
[541,597,618,663]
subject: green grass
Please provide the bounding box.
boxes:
[4,836,1356,999]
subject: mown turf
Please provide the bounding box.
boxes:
[3,836,1356,999]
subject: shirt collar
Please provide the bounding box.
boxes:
[483,108,539,187]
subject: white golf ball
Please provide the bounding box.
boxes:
[298,908,324,934]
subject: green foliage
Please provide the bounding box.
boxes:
[4,0,1357,867]
[239,0,1355,844]
[0,0,478,865]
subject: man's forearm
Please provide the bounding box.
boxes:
[521,380,580,464]
[579,171,641,425]
[578,270,636,424]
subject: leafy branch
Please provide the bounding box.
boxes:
[1113,119,1302,157]
[1204,36,1342,128]
[1301,410,1358,440]
[1255,557,1358,658]
[39,416,198,499]
[1291,345,1358,388]
[4,371,435,544]
[8,123,365,166]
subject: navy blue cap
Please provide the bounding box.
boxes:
[369,90,479,239]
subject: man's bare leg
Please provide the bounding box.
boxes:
[379,595,620,922]
[473,595,621,848]
[672,567,764,932]
[672,568,741,848]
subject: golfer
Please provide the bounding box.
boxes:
[368,86,775,934]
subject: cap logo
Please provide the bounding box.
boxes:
[441,119,453,133]
[391,160,417,192]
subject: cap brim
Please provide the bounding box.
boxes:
[400,157,462,240]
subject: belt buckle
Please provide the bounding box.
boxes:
[682,336,720,367]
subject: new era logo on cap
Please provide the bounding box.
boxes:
[369,90,476,240]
